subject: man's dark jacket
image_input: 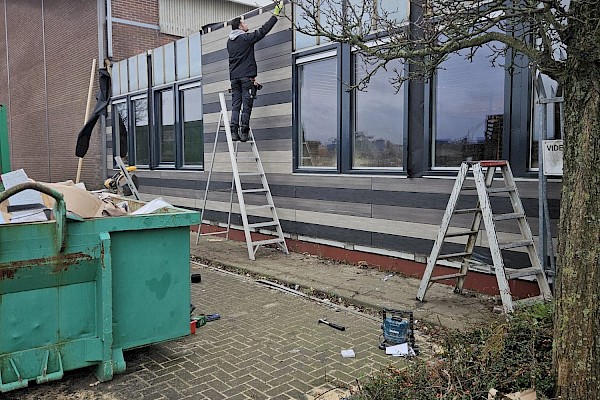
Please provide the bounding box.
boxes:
[227,16,277,80]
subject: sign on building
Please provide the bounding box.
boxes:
[542,139,563,176]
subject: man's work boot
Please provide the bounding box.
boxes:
[230,125,241,141]
[240,126,250,142]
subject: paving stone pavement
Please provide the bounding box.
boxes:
[7,265,406,400]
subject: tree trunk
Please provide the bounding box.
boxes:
[553,7,600,395]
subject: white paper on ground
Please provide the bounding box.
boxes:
[131,197,173,215]
[341,349,355,358]
[385,343,416,357]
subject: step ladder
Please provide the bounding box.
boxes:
[416,160,552,314]
[195,92,289,260]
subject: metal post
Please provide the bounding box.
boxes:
[0,104,10,174]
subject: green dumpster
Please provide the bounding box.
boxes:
[0,182,200,392]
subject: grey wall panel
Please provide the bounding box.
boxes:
[203,90,291,114]
[204,115,291,135]
[203,53,291,84]
[202,29,292,65]
[373,176,562,200]
[201,13,290,49]
[203,41,292,75]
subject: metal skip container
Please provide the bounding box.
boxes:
[0,182,200,392]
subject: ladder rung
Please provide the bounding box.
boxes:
[239,172,263,176]
[513,294,549,308]
[444,230,479,238]
[200,230,228,237]
[236,155,258,160]
[493,212,525,221]
[252,238,285,246]
[453,208,481,214]
[241,188,268,194]
[498,239,534,250]
[437,252,471,260]
[246,204,273,210]
[248,221,278,229]
[487,186,516,193]
[506,267,545,280]
[430,272,467,282]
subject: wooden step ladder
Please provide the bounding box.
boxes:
[195,92,289,260]
[416,160,552,314]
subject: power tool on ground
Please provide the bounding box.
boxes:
[378,308,418,353]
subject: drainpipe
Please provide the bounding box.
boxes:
[98,0,108,180]
[106,0,113,58]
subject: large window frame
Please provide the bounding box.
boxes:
[111,77,203,171]
[293,44,409,174]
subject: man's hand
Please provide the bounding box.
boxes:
[273,1,283,16]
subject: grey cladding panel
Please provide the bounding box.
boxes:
[203,53,291,85]
[202,29,292,65]
[203,90,291,114]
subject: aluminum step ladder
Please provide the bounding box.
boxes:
[416,160,552,314]
[195,92,288,260]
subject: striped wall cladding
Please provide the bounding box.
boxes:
[159,0,254,37]
[128,10,562,268]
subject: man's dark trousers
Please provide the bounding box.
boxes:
[230,77,254,141]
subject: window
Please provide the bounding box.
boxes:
[352,54,404,169]
[113,101,129,164]
[432,45,505,168]
[132,96,150,166]
[294,47,408,173]
[157,89,175,164]
[297,54,338,168]
[111,36,203,171]
[181,84,203,167]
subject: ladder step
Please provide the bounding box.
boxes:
[239,172,263,176]
[506,267,545,280]
[246,204,273,210]
[487,186,516,193]
[430,272,467,282]
[200,230,228,237]
[437,252,471,260]
[513,294,549,308]
[453,208,481,214]
[498,239,534,250]
[241,188,268,194]
[248,221,278,229]
[444,230,479,238]
[252,238,286,246]
[493,212,525,221]
[236,155,258,160]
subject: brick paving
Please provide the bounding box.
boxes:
[8,265,406,400]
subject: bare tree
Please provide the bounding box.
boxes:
[290,0,600,398]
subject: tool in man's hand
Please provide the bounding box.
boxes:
[318,318,346,331]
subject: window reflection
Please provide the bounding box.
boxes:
[182,87,203,166]
[352,54,403,168]
[433,45,505,167]
[133,98,149,165]
[158,90,175,163]
[298,57,338,168]
[113,102,129,165]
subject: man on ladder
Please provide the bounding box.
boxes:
[227,1,284,142]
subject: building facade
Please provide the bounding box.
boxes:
[1,0,562,296]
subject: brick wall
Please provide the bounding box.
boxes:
[0,0,100,185]
[111,0,180,62]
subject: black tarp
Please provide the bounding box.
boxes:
[75,68,111,158]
